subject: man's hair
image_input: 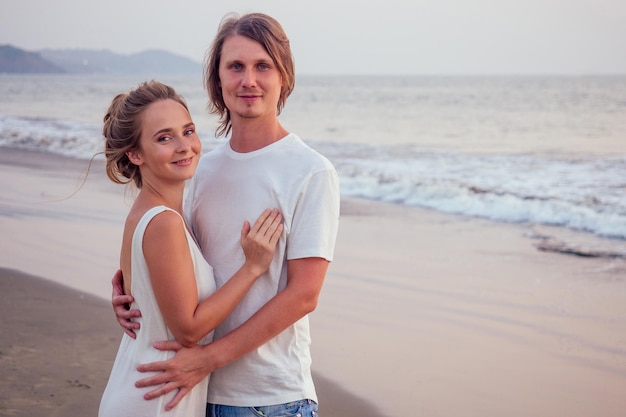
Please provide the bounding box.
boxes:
[204,13,295,137]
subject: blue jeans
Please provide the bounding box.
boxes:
[206,399,318,417]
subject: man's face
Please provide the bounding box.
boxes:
[218,35,283,123]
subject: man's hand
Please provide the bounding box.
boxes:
[136,341,213,411]
[111,269,141,338]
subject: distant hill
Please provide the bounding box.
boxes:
[0,45,201,75]
[39,48,201,75]
[0,45,65,73]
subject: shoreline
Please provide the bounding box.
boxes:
[2,147,626,416]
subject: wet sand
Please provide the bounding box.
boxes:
[0,268,385,417]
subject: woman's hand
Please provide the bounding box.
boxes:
[240,209,283,277]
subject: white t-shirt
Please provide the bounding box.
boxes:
[185,133,340,406]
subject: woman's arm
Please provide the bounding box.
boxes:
[145,209,282,348]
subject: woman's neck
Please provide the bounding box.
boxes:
[136,181,185,213]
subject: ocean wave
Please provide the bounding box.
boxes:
[0,114,103,158]
[341,175,626,239]
[325,144,626,240]
[2,114,625,241]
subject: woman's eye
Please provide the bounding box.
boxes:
[184,128,195,136]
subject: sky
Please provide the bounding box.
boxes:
[1,0,625,75]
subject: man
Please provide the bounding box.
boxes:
[112,12,340,417]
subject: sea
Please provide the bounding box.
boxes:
[1,73,625,254]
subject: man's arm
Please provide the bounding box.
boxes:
[111,269,141,338]
[136,257,329,410]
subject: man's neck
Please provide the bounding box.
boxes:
[229,118,289,153]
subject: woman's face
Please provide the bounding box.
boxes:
[129,99,201,184]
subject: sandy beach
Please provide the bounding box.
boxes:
[1,147,625,416]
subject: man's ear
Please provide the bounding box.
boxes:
[126,149,143,166]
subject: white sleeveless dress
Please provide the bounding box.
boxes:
[99,206,215,417]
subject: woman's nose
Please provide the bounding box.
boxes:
[175,136,191,151]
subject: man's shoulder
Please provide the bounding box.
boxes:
[198,142,228,162]
[283,134,333,165]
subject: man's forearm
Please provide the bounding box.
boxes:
[207,287,313,367]
[207,257,328,370]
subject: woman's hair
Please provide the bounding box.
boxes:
[203,12,296,137]
[103,80,188,188]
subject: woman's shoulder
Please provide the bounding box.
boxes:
[126,205,181,236]
[142,206,183,231]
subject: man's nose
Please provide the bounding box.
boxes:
[241,68,256,87]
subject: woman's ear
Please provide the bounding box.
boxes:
[126,149,143,166]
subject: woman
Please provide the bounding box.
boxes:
[98,80,283,416]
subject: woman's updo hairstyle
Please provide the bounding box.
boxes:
[103,80,188,188]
